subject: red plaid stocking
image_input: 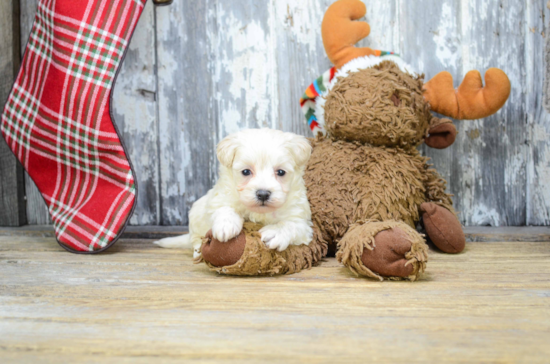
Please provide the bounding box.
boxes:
[1,0,146,253]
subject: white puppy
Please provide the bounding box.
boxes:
[154,128,313,259]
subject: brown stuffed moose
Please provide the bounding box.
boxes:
[198,0,511,280]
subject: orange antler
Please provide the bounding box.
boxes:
[322,0,377,69]
[423,68,511,120]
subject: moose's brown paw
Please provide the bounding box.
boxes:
[361,228,415,278]
[201,229,246,267]
[421,202,465,254]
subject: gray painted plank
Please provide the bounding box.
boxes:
[545,1,550,113]
[399,0,460,206]
[112,1,160,225]
[155,0,218,226]
[527,0,550,224]
[545,0,550,114]
[398,0,528,226]
[19,0,50,225]
[452,0,527,226]
[212,0,275,133]
[272,0,331,136]
[0,0,26,227]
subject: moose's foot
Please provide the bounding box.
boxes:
[201,229,247,268]
[421,202,465,254]
[198,222,326,276]
[337,221,428,281]
[362,228,417,278]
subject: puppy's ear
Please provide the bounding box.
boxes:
[285,134,312,167]
[217,134,240,168]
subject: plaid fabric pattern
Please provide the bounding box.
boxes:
[1,0,145,252]
[300,50,397,136]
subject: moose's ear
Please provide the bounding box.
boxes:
[425,118,457,149]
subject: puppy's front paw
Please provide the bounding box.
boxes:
[260,226,291,252]
[212,214,243,242]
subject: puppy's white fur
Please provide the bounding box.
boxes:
[154,128,313,258]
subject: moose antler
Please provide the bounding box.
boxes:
[322,0,377,69]
[423,68,511,120]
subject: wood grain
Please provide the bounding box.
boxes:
[272,0,331,136]
[527,0,550,224]
[155,0,218,225]
[2,225,550,242]
[0,235,549,362]
[7,0,550,228]
[0,0,26,227]
[112,1,160,225]
[454,0,527,226]
[399,0,459,209]
[18,0,50,225]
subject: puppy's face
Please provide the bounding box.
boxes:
[217,129,311,214]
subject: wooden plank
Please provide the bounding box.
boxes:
[111,1,160,225]
[18,0,51,225]
[271,0,330,136]
[398,0,460,201]
[527,0,550,224]
[546,0,550,114]
[155,0,218,225]
[0,236,549,362]
[212,0,276,132]
[450,0,527,226]
[2,225,550,242]
[397,0,529,226]
[0,0,26,227]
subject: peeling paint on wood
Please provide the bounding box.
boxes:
[0,0,26,227]
[456,0,528,226]
[19,0,50,225]
[398,0,460,227]
[112,2,160,225]
[155,0,219,226]
[12,0,550,227]
[545,2,550,114]
[527,0,550,224]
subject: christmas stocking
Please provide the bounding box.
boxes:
[0,0,147,253]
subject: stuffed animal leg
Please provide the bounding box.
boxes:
[421,166,466,254]
[336,221,428,281]
[421,203,465,254]
[197,222,326,276]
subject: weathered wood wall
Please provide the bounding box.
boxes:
[0,0,26,227]
[5,0,550,227]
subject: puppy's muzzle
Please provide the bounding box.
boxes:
[256,190,271,203]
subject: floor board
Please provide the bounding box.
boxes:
[1,235,549,363]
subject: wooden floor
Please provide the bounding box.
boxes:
[1,233,549,363]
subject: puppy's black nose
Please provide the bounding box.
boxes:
[256,190,271,202]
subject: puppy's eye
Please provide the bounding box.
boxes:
[276,169,286,177]
[242,169,252,176]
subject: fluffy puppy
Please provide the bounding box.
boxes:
[154,128,313,259]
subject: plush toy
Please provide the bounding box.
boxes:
[198,0,510,280]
